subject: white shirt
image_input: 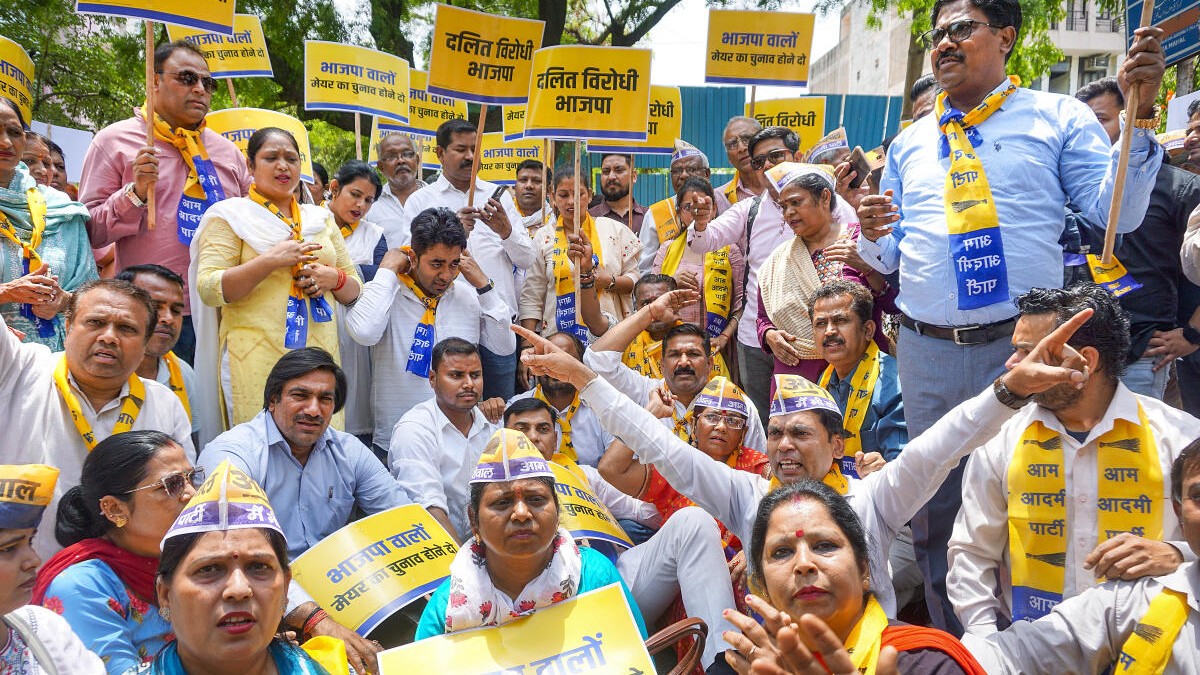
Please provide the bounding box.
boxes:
[0,314,194,559]
[580,375,1021,616]
[578,463,661,527]
[389,397,496,539]
[508,388,615,468]
[398,175,536,316]
[338,221,387,437]
[583,348,767,453]
[367,184,413,248]
[963,562,1200,675]
[344,273,514,449]
[154,355,199,435]
[948,383,1200,635]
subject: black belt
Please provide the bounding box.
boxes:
[899,313,1017,346]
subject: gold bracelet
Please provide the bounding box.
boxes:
[1121,106,1161,129]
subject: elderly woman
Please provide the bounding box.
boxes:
[34,431,200,673]
[752,163,895,381]
[416,429,646,638]
[721,480,984,674]
[0,98,96,350]
[191,127,361,432]
[0,463,104,673]
[144,460,335,674]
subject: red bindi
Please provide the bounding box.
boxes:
[795,529,804,538]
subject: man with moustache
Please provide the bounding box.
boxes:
[369,133,424,245]
[638,140,712,273]
[948,284,1200,635]
[116,263,200,444]
[344,207,513,451]
[713,116,765,213]
[1,278,193,558]
[589,153,646,234]
[80,40,251,365]
[399,118,534,401]
[513,159,551,235]
[198,347,407,675]
[855,0,1166,631]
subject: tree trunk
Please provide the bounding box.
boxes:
[902,10,927,119]
[540,0,568,47]
[1178,57,1196,96]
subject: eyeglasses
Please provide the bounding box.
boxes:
[670,165,704,177]
[699,412,747,429]
[918,19,1002,50]
[723,133,756,151]
[749,148,791,171]
[124,467,205,499]
[157,69,218,94]
[381,150,419,162]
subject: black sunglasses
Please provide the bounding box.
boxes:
[124,467,205,499]
[750,148,791,171]
[918,19,1003,50]
[157,69,219,94]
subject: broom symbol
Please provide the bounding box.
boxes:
[952,198,989,212]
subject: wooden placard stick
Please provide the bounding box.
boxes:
[466,104,489,205]
[226,79,238,107]
[573,139,582,325]
[1101,0,1156,264]
[748,85,757,116]
[354,113,363,161]
[144,21,157,229]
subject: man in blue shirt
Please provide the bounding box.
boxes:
[855,0,1166,633]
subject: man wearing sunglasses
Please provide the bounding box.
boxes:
[854,0,1166,635]
[80,40,251,368]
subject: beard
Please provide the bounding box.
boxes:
[538,374,575,397]
[601,183,629,201]
[1034,382,1084,411]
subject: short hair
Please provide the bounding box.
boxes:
[749,126,800,156]
[724,116,763,134]
[781,173,835,213]
[261,347,347,413]
[504,397,558,426]
[409,207,468,256]
[1188,98,1200,120]
[436,118,476,149]
[675,176,716,210]
[633,273,677,301]
[600,153,632,168]
[1074,76,1124,107]
[153,40,207,72]
[431,337,478,372]
[333,159,383,199]
[547,331,586,361]
[1171,437,1200,502]
[931,0,1022,60]
[247,127,299,162]
[312,162,328,186]
[1014,283,1131,381]
[664,322,711,357]
[748,480,871,596]
[116,263,185,292]
[809,279,875,325]
[516,159,549,182]
[910,74,938,103]
[0,98,26,129]
[66,279,156,340]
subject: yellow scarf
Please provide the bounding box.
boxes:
[1007,405,1162,621]
[551,213,601,339]
[535,386,581,461]
[396,245,439,378]
[843,596,890,675]
[649,197,681,246]
[142,103,225,242]
[722,179,740,207]
[623,331,664,379]
[339,220,359,240]
[162,351,192,423]
[769,463,849,496]
[1115,588,1190,674]
[52,356,145,451]
[0,187,46,267]
[818,342,882,460]
[551,452,589,483]
[660,234,735,342]
[936,80,1016,310]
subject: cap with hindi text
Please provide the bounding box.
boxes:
[691,376,749,418]
[769,375,841,419]
[807,127,849,163]
[161,460,283,548]
[764,162,835,195]
[0,465,57,530]
[671,139,705,165]
[471,429,555,484]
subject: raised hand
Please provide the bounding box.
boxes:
[1002,307,1094,398]
[512,324,597,390]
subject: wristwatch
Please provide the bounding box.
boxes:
[1183,325,1200,346]
[124,182,146,208]
[993,376,1032,410]
[475,279,495,295]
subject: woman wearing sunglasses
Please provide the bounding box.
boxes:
[33,431,201,674]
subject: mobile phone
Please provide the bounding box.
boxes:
[490,185,507,203]
[847,146,872,190]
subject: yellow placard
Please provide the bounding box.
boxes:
[0,37,34,125]
[746,97,827,154]
[204,108,315,184]
[525,46,652,142]
[591,85,682,155]
[378,584,653,675]
[427,4,544,105]
[502,104,527,142]
[383,70,468,137]
[370,116,440,172]
[706,9,815,87]
[552,463,633,549]
[291,504,458,635]
[165,14,272,78]
[304,40,411,122]
[75,0,234,33]
[477,132,543,186]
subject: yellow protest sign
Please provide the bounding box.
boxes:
[304,41,410,122]
[205,108,314,184]
[591,85,682,155]
[166,14,272,78]
[747,97,826,154]
[706,9,815,87]
[75,0,234,33]
[427,4,543,105]
[552,463,633,549]
[477,132,543,186]
[292,504,458,635]
[0,37,34,125]
[503,104,527,142]
[369,116,440,172]
[381,70,468,137]
[525,46,652,142]
[378,584,653,675]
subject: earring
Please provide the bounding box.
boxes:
[161,606,171,621]
[112,514,128,528]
